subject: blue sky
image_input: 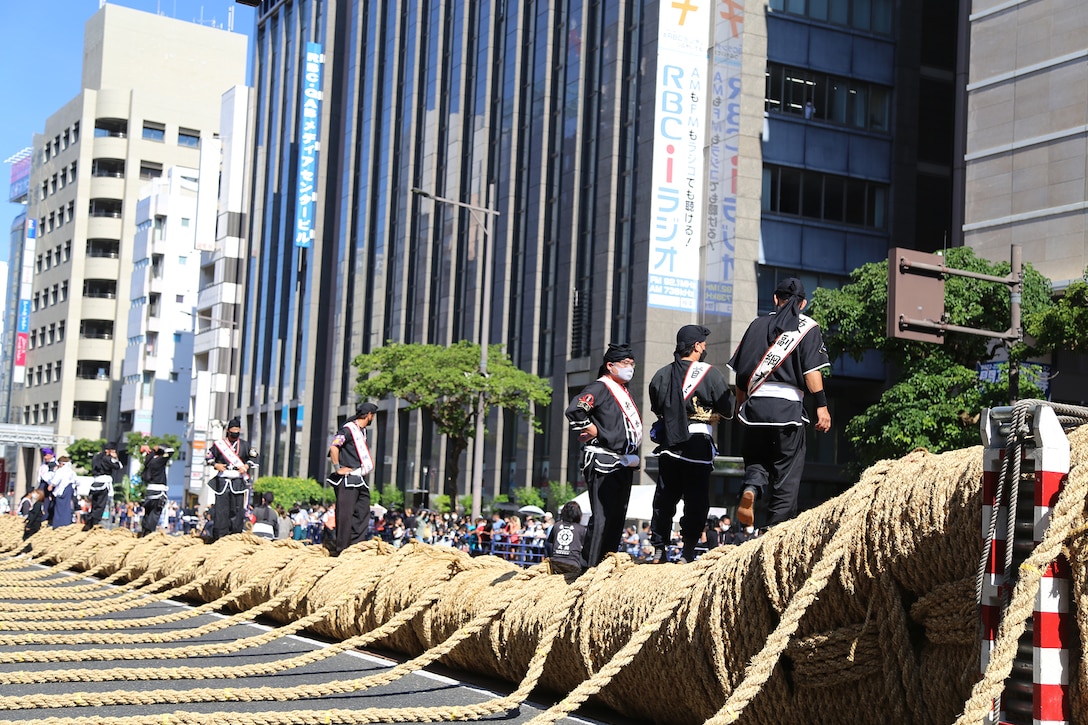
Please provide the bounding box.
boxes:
[0,0,255,257]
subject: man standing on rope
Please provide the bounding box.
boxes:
[565,342,643,568]
[83,442,122,531]
[205,418,257,542]
[327,402,378,556]
[138,444,174,537]
[728,278,831,529]
[36,447,57,522]
[648,324,735,562]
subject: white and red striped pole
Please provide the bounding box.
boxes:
[1029,406,1072,725]
[980,412,1008,725]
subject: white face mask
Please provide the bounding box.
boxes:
[611,364,635,383]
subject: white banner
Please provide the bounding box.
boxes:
[648,1,712,311]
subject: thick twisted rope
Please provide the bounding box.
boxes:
[703,481,878,725]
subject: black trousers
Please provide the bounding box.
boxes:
[583,465,634,568]
[141,495,166,535]
[83,488,110,530]
[650,454,711,560]
[211,482,247,542]
[741,423,807,526]
[333,485,371,555]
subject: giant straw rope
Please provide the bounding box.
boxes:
[1,416,1087,724]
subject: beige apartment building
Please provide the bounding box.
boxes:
[12,4,246,487]
[964,0,1088,283]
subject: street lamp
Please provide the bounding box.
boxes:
[411,185,499,520]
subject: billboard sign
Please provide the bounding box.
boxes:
[13,218,36,384]
[8,156,31,203]
[294,41,324,248]
[647,0,711,311]
[703,0,745,318]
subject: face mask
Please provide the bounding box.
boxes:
[698,349,708,362]
[611,365,635,383]
[227,431,240,441]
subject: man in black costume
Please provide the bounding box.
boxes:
[648,324,735,562]
[327,402,378,556]
[84,442,122,531]
[565,343,643,568]
[205,418,256,542]
[728,278,831,529]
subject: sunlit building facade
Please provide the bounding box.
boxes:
[238,0,959,508]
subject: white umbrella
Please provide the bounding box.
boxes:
[517,504,546,516]
[370,503,388,519]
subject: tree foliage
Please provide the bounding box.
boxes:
[810,248,1063,467]
[511,486,546,510]
[66,438,105,476]
[353,342,552,503]
[547,480,578,512]
[253,476,329,508]
[1024,272,1088,354]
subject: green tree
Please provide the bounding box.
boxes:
[66,438,105,476]
[1024,270,1088,354]
[458,494,474,514]
[811,248,1063,468]
[547,480,577,512]
[253,476,330,507]
[353,341,552,505]
[378,482,404,509]
[511,486,546,510]
[432,493,452,513]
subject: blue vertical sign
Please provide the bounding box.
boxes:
[295,41,324,248]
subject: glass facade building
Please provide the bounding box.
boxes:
[238,0,960,507]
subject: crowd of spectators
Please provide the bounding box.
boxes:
[10,491,760,565]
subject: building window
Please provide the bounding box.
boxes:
[765,63,891,132]
[769,0,893,34]
[94,118,127,137]
[71,121,79,144]
[763,164,888,229]
[57,320,65,341]
[176,411,186,421]
[178,128,200,147]
[169,372,180,382]
[142,121,166,142]
[139,161,163,180]
[60,281,68,302]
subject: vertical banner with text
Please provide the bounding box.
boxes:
[13,218,37,384]
[648,1,712,311]
[703,0,744,319]
[295,41,324,248]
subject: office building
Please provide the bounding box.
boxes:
[237,0,960,507]
[9,4,246,491]
[185,86,252,506]
[962,0,1088,403]
[120,167,205,498]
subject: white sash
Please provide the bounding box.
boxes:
[598,375,643,447]
[213,439,246,477]
[346,421,374,477]
[681,362,712,401]
[747,314,817,396]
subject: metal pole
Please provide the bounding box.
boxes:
[410,187,499,521]
[1009,244,1022,403]
[471,183,495,521]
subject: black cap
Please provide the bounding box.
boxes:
[676,324,711,347]
[355,402,379,418]
[774,277,806,300]
[105,441,118,450]
[226,417,241,429]
[603,342,635,363]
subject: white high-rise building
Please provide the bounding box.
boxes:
[10,4,246,491]
[120,168,204,498]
